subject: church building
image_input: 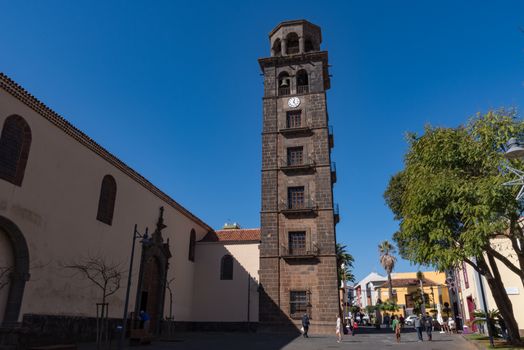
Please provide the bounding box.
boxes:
[0,19,339,345]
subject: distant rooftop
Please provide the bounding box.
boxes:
[199,228,260,243]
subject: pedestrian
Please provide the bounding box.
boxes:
[139,310,150,332]
[301,313,310,338]
[414,314,424,342]
[391,315,401,343]
[352,319,358,336]
[424,312,433,341]
[336,314,342,343]
[399,315,405,328]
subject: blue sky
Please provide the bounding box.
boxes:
[1,1,524,282]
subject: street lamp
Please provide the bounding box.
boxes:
[118,225,150,350]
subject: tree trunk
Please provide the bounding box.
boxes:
[478,255,522,345]
[388,273,393,301]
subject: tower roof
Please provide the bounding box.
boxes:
[269,19,322,42]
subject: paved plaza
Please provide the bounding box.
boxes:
[85,328,476,350]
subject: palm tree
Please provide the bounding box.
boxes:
[378,240,397,301]
[336,243,355,283]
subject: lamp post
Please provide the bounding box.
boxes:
[341,263,348,322]
[118,225,150,350]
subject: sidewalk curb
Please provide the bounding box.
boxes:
[461,335,484,350]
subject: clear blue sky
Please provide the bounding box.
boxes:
[2,1,524,282]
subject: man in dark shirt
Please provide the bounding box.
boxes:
[302,313,310,338]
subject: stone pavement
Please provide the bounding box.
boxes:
[79,327,476,350]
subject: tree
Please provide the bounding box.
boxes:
[378,240,396,301]
[336,243,355,283]
[383,110,524,344]
[0,266,11,292]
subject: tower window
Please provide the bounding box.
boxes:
[305,38,315,53]
[220,254,234,280]
[0,115,32,186]
[286,110,302,128]
[296,70,309,94]
[288,186,305,209]
[272,38,282,57]
[290,291,308,315]
[96,175,117,225]
[286,33,299,55]
[287,147,303,166]
[188,229,196,262]
[289,231,306,255]
[278,72,290,96]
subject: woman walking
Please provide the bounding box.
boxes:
[336,315,342,343]
[391,315,401,343]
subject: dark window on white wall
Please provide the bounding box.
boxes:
[96,175,117,225]
[0,115,31,186]
[220,255,233,280]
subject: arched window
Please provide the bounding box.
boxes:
[278,72,290,96]
[286,33,299,55]
[272,38,282,57]
[188,229,196,262]
[305,38,315,53]
[220,254,233,280]
[96,175,117,225]
[296,70,309,94]
[0,115,31,186]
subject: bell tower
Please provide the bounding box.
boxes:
[258,20,340,334]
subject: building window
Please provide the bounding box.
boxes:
[0,115,32,186]
[287,147,303,166]
[96,175,117,225]
[286,110,302,128]
[286,33,299,55]
[288,186,305,209]
[188,229,196,262]
[296,70,309,94]
[289,231,306,255]
[220,254,233,280]
[290,291,308,316]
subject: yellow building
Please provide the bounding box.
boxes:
[374,272,451,317]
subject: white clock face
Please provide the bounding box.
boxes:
[288,97,301,108]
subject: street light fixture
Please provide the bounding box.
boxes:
[118,225,151,350]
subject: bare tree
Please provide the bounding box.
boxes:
[63,255,123,304]
[0,266,12,292]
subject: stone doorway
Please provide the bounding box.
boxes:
[140,256,161,333]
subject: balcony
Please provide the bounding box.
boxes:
[281,242,320,260]
[279,122,313,137]
[329,125,334,148]
[280,157,316,173]
[297,85,309,94]
[279,86,290,96]
[334,203,340,224]
[280,199,318,216]
[331,162,337,184]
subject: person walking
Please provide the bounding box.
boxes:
[414,314,424,342]
[424,312,433,341]
[301,313,310,338]
[351,319,358,336]
[391,315,401,343]
[336,315,342,343]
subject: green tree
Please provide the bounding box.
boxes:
[378,240,397,301]
[383,110,524,344]
[336,243,355,283]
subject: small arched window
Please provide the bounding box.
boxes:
[188,229,196,262]
[278,72,291,96]
[272,38,282,57]
[286,33,299,55]
[0,115,32,186]
[296,70,309,94]
[96,175,117,225]
[220,254,233,280]
[305,38,315,53]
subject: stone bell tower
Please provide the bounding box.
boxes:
[258,20,340,334]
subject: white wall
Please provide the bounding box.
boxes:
[192,242,259,322]
[0,87,210,321]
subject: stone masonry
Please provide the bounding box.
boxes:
[258,20,339,334]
